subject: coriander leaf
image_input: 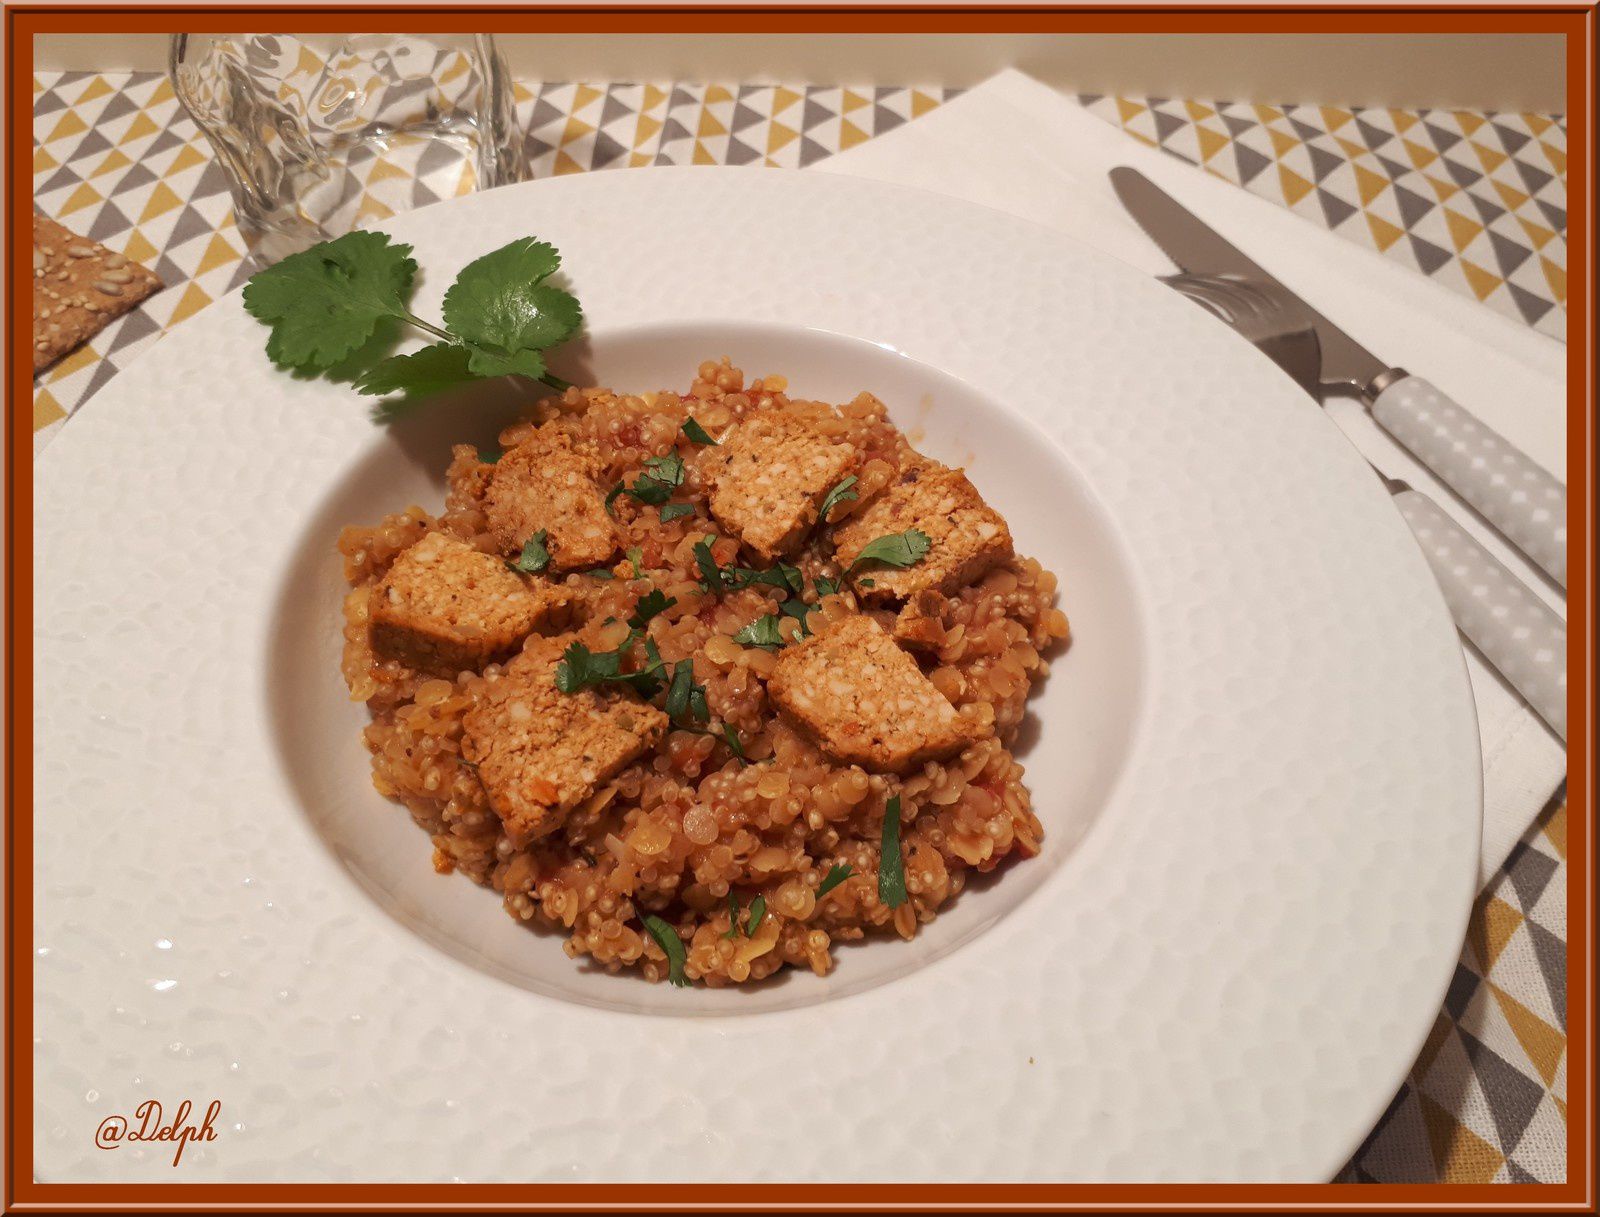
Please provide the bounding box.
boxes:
[813,577,840,599]
[818,475,859,524]
[721,723,747,761]
[744,894,766,936]
[728,562,805,596]
[464,345,547,382]
[858,577,875,589]
[509,530,551,574]
[479,447,503,464]
[612,453,686,508]
[732,614,786,650]
[243,230,416,370]
[816,864,853,900]
[849,529,932,574]
[641,914,690,987]
[355,341,476,399]
[553,632,664,695]
[722,893,741,940]
[554,639,619,693]
[681,417,718,446]
[665,659,709,725]
[627,546,645,578]
[585,567,615,580]
[440,238,583,356]
[628,588,677,629]
[778,599,813,636]
[694,536,726,589]
[660,502,696,523]
[878,796,907,909]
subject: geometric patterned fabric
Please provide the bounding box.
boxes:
[32,68,1570,1185]
[1078,93,1567,340]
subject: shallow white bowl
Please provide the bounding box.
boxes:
[34,167,1480,1182]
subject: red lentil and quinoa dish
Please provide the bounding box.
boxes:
[337,360,1069,987]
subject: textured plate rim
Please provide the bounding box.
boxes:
[33,167,1482,1183]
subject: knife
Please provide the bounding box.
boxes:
[1110,166,1568,591]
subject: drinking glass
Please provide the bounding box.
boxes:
[169,34,526,262]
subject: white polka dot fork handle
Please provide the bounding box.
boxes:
[1392,487,1567,742]
[1371,372,1567,589]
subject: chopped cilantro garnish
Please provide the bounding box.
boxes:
[693,535,725,588]
[732,614,786,650]
[818,475,858,524]
[626,546,644,577]
[585,567,615,580]
[849,529,931,576]
[628,588,677,630]
[642,915,690,987]
[813,576,841,599]
[507,530,550,574]
[479,446,503,464]
[680,417,718,446]
[743,895,767,936]
[721,723,747,761]
[608,453,685,512]
[664,659,710,725]
[660,502,697,523]
[722,893,741,940]
[816,864,853,900]
[878,795,907,909]
[693,541,804,597]
[553,631,665,696]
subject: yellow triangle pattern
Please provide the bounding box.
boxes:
[167,282,213,327]
[1489,983,1565,1085]
[34,389,67,431]
[1419,1092,1505,1183]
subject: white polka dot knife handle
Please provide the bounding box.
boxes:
[1393,488,1567,742]
[1371,374,1567,589]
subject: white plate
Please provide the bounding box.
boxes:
[33,167,1481,1183]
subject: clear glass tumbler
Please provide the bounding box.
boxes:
[169,34,526,262]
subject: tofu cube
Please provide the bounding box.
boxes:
[832,458,1012,603]
[484,428,617,571]
[705,411,857,560]
[370,531,569,675]
[768,615,979,773]
[463,639,669,841]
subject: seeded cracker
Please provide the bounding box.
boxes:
[32,212,163,374]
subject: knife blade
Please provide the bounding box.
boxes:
[1110,166,1568,589]
[1110,166,1387,396]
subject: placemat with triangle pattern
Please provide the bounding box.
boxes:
[30,69,1569,1186]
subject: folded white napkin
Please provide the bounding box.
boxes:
[822,69,1566,887]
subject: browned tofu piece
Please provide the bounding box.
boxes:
[768,615,979,773]
[892,589,951,653]
[463,639,669,841]
[370,531,569,675]
[832,458,1012,604]
[704,411,857,560]
[484,428,617,571]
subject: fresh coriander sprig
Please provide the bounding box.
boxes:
[242,232,583,404]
